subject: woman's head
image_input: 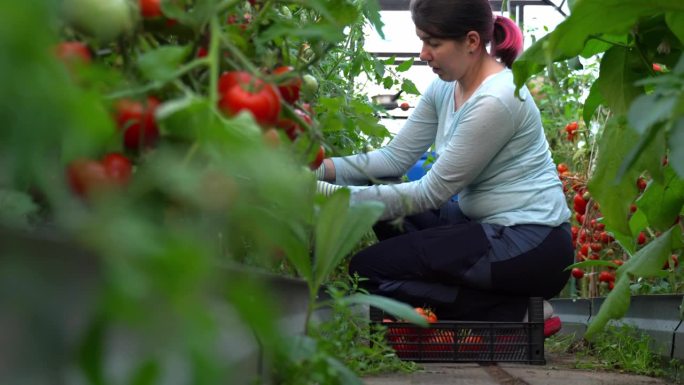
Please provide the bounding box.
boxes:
[410,0,523,67]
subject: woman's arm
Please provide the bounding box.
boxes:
[348,94,517,220]
[331,82,441,186]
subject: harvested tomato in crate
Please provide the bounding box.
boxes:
[373,297,546,364]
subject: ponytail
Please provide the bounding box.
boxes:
[492,16,523,68]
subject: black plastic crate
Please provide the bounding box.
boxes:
[371,297,546,364]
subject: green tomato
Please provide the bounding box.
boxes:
[279,6,292,19]
[62,0,137,42]
[301,74,319,96]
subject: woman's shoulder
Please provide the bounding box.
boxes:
[476,69,530,103]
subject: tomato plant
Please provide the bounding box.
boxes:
[1,1,426,383]
[516,1,684,339]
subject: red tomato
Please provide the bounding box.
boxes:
[636,177,647,192]
[115,97,160,151]
[664,255,679,269]
[67,159,110,197]
[637,231,647,245]
[571,268,584,279]
[557,163,568,174]
[565,121,578,133]
[55,41,92,64]
[218,71,253,94]
[101,153,132,185]
[598,271,615,282]
[425,330,452,352]
[579,243,589,257]
[277,109,312,140]
[273,66,301,104]
[219,80,281,127]
[652,63,662,72]
[414,307,438,323]
[590,242,602,252]
[399,102,410,111]
[573,193,587,215]
[139,0,162,18]
[309,145,325,171]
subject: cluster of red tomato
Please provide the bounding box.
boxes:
[63,95,160,199]
[381,307,487,356]
[559,163,618,289]
[560,162,679,292]
[564,121,579,142]
[55,0,325,200]
[216,67,324,169]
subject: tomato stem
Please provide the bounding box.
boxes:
[208,16,221,108]
[220,35,261,77]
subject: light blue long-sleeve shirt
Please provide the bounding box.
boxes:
[332,69,571,226]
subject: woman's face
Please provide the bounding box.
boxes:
[416,27,471,82]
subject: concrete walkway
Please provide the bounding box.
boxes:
[362,352,674,385]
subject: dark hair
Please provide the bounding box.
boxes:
[410,0,523,67]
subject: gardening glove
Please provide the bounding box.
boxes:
[316,180,343,196]
[313,162,326,180]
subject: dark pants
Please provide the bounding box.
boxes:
[348,205,574,321]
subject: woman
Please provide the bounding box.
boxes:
[315,0,573,327]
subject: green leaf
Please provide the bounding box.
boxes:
[628,208,649,241]
[224,274,284,352]
[670,117,684,179]
[361,0,384,40]
[341,293,429,327]
[401,78,421,96]
[580,34,629,58]
[546,0,684,60]
[585,276,631,340]
[512,34,558,96]
[79,317,106,385]
[615,123,667,184]
[137,45,192,82]
[512,0,684,93]
[156,95,208,140]
[130,360,160,385]
[583,81,605,126]
[161,0,220,30]
[595,46,644,116]
[0,189,38,229]
[396,59,413,72]
[586,227,682,339]
[665,12,684,45]
[566,260,621,271]
[627,93,677,135]
[313,189,384,291]
[637,167,684,231]
[619,226,680,279]
[587,118,643,237]
[325,356,363,385]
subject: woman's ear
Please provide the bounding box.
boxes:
[465,31,481,52]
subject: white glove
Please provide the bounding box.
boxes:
[313,162,326,180]
[316,180,343,196]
